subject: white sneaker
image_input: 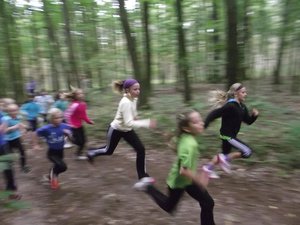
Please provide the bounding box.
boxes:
[64,142,73,149]
[76,155,88,160]
[133,177,155,191]
[202,165,220,179]
[218,153,231,173]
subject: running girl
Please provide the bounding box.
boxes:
[35,108,72,190]
[203,83,259,175]
[64,88,94,160]
[87,78,156,185]
[134,109,215,225]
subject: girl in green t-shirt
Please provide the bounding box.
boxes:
[134,109,215,225]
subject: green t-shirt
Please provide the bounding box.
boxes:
[166,133,200,189]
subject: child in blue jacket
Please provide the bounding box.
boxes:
[35,108,72,190]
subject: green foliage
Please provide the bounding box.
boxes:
[280,121,300,169]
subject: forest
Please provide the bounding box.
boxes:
[0,0,299,103]
[0,0,300,224]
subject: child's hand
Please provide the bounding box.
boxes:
[149,119,157,129]
[252,108,259,117]
[196,171,209,190]
[63,129,72,136]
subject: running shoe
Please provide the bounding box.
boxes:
[218,153,231,174]
[202,165,220,179]
[49,169,59,190]
[133,177,155,191]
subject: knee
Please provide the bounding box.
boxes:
[60,164,67,173]
[200,196,215,211]
[136,146,146,156]
[241,148,252,158]
[163,205,177,214]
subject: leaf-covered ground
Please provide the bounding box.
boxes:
[0,141,299,225]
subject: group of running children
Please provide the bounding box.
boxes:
[0,79,259,225]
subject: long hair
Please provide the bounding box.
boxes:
[112,80,124,94]
[208,83,243,108]
[64,86,82,101]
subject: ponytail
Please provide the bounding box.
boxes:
[208,83,243,108]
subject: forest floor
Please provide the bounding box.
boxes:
[1,81,300,225]
[0,143,299,225]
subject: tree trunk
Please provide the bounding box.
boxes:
[225,0,239,88]
[272,0,290,85]
[0,1,24,102]
[140,0,151,108]
[211,0,221,82]
[118,0,141,80]
[175,0,191,103]
[42,0,66,91]
[239,0,251,80]
[62,0,80,88]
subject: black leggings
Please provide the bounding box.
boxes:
[222,137,252,158]
[0,144,17,191]
[147,184,215,225]
[72,126,86,156]
[47,150,67,176]
[89,126,148,179]
[8,138,27,168]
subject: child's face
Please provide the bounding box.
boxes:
[75,90,84,100]
[7,106,19,118]
[51,112,63,126]
[185,112,204,135]
[128,83,140,98]
[236,87,247,102]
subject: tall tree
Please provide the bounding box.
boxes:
[0,1,24,102]
[42,0,66,91]
[62,0,80,88]
[118,0,151,107]
[225,0,239,88]
[140,0,151,108]
[117,0,142,81]
[175,0,191,103]
[272,0,290,85]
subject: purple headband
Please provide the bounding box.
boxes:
[123,79,138,89]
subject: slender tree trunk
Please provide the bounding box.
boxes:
[175,0,191,103]
[42,0,66,90]
[272,0,290,85]
[30,12,46,89]
[62,0,80,88]
[140,0,151,108]
[211,0,221,82]
[225,0,239,88]
[239,0,251,80]
[0,1,24,102]
[117,0,141,80]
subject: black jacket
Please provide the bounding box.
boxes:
[204,100,258,138]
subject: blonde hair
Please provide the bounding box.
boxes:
[0,98,16,112]
[64,86,83,101]
[47,108,63,122]
[208,83,243,108]
[112,80,124,94]
[176,109,198,137]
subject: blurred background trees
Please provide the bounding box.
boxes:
[0,0,299,104]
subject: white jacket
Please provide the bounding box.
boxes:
[110,94,150,131]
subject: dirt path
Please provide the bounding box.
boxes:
[1,143,299,225]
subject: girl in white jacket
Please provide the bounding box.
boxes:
[87,79,156,185]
